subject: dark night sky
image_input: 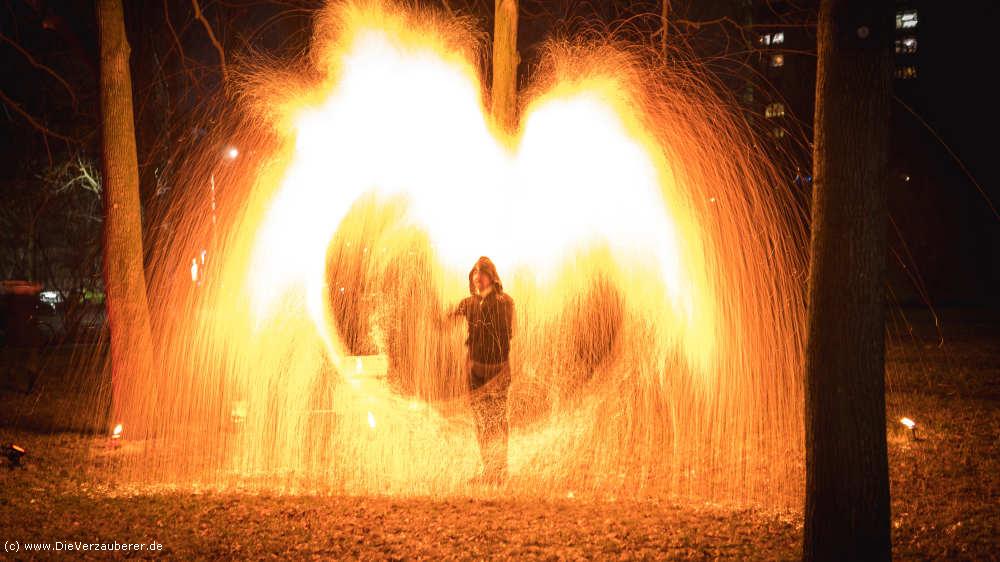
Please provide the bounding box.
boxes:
[1,0,997,302]
[3,0,995,193]
[885,0,999,302]
[907,1,997,202]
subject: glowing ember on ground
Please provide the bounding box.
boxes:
[109,1,806,505]
[900,417,919,440]
[231,402,248,425]
[4,443,26,467]
[110,423,124,446]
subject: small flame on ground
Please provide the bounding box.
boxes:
[111,423,124,439]
[231,401,248,424]
[900,417,916,429]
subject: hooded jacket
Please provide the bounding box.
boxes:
[457,289,514,365]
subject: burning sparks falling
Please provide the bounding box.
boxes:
[109,1,806,506]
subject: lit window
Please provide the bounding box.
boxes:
[895,66,918,79]
[770,54,785,67]
[895,36,917,54]
[765,102,785,118]
[759,32,784,46]
[771,127,786,139]
[896,10,918,29]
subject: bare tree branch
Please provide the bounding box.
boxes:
[0,88,75,144]
[191,0,228,86]
[0,31,79,111]
[46,157,102,195]
[163,0,198,86]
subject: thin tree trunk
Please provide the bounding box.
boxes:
[97,0,154,426]
[804,1,893,561]
[491,0,518,132]
[660,0,670,56]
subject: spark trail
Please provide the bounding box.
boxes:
[108,1,806,506]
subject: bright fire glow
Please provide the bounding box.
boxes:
[901,417,916,429]
[110,1,806,506]
[111,423,123,439]
[248,14,713,378]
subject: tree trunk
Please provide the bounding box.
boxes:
[804,1,893,561]
[660,0,670,56]
[97,0,154,426]
[491,0,518,132]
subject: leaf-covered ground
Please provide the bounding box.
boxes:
[2,453,800,560]
[2,308,997,560]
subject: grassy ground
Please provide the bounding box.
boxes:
[1,308,997,560]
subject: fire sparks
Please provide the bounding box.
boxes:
[110,1,806,506]
[246,3,716,381]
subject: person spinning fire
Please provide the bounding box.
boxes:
[449,256,515,484]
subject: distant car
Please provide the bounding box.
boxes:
[43,296,106,344]
[31,299,64,344]
[1,284,106,346]
[0,281,42,346]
